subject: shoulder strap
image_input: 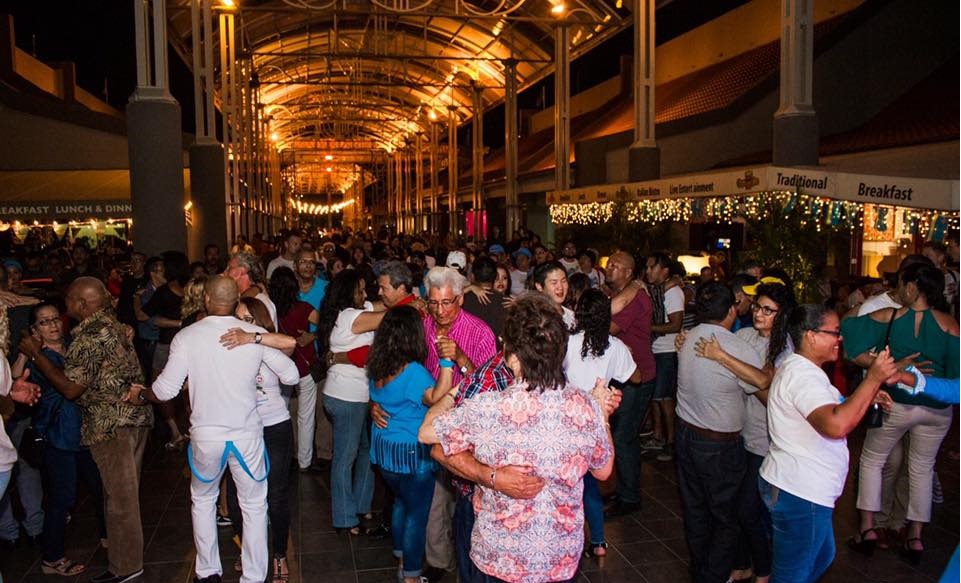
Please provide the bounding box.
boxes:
[879,307,897,351]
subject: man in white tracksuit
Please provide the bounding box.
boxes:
[131,276,299,583]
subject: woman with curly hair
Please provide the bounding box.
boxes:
[318,269,386,534]
[367,306,452,583]
[564,289,637,559]
[180,275,208,326]
[420,293,618,583]
[689,280,796,583]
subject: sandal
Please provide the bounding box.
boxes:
[41,558,86,576]
[272,556,289,583]
[900,538,923,566]
[847,528,880,557]
[583,542,608,558]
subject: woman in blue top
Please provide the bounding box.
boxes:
[367,305,452,583]
[13,302,107,576]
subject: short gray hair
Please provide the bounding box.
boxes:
[379,261,413,292]
[231,252,265,284]
[425,266,467,295]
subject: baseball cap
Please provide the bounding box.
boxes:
[446,251,467,270]
[488,244,506,255]
[742,276,786,296]
[512,248,532,259]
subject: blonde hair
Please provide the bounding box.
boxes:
[181,275,208,318]
[0,306,9,356]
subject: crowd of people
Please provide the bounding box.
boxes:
[0,225,958,583]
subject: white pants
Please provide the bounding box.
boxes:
[296,374,318,469]
[856,402,952,523]
[190,438,268,583]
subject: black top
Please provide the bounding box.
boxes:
[117,274,149,326]
[142,284,184,344]
[462,291,506,348]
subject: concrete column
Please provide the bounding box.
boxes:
[629,0,660,181]
[504,60,521,238]
[430,122,439,232]
[447,106,459,237]
[128,0,186,256]
[554,25,571,194]
[773,0,819,166]
[471,82,485,241]
[188,143,228,260]
[415,132,424,233]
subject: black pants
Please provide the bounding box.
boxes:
[227,420,293,557]
[734,451,772,577]
[610,379,655,505]
[675,421,746,583]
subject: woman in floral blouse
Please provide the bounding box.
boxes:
[420,293,616,583]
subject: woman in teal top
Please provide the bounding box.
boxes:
[841,263,959,564]
[367,306,452,583]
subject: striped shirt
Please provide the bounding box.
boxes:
[424,309,497,386]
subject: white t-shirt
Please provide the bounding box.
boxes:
[256,291,279,330]
[559,258,579,275]
[652,286,685,354]
[254,363,290,428]
[760,354,848,508]
[323,303,376,403]
[509,268,529,296]
[561,306,576,329]
[856,291,900,316]
[266,256,295,279]
[564,332,636,392]
[0,359,18,473]
[152,315,300,442]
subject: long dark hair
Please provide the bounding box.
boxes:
[572,288,611,359]
[901,263,947,312]
[317,269,365,355]
[367,306,427,382]
[502,293,568,392]
[268,266,301,318]
[754,282,797,367]
[238,297,275,333]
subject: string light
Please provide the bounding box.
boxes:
[548,190,959,234]
[290,198,355,216]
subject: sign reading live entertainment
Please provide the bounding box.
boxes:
[548,166,959,211]
[0,201,133,220]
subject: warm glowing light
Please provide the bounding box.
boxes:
[615,0,622,8]
[326,167,333,172]
[324,154,334,161]
[184,201,193,211]
[221,0,236,7]
[428,110,439,121]
[550,3,566,15]
[270,132,279,142]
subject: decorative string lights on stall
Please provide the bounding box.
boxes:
[549,190,959,236]
[290,198,355,215]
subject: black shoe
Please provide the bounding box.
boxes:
[604,501,639,518]
[91,569,145,583]
[847,528,878,557]
[24,533,42,546]
[0,537,17,551]
[194,575,223,583]
[421,565,447,583]
[900,538,923,566]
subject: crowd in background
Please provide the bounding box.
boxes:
[0,224,958,583]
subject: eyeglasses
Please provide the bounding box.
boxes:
[35,318,61,327]
[811,328,842,338]
[751,302,779,316]
[240,315,255,324]
[426,297,460,309]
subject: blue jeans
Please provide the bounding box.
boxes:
[653,352,678,401]
[381,469,436,578]
[42,446,107,562]
[609,379,655,504]
[454,492,485,583]
[734,451,771,578]
[583,473,605,545]
[759,478,835,583]
[0,421,45,541]
[675,421,745,583]
[323,395,374,528]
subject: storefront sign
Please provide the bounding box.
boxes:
[0,201,133,220]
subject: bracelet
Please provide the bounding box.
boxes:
[439,358,455,369]
[489,469,497,490]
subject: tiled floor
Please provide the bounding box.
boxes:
[1,425,956,583]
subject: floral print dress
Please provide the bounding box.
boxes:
[433,382,612,583]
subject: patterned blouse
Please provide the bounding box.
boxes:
[433,382,612,583]
[65,309,153,446]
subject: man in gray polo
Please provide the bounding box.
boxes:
[675,282,762,583]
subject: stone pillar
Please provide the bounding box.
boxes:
[773,0,819,166]
[415,132,424,233]
[471,82,485,241]
[504,59,521,238]
[629,0,660,181]
[127,0,186,256]
[554,25,571,194]
[447,106,459,237]
[430,122,439,233]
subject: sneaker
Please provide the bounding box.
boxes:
[640,436,664,451]
[90,569,145,583]
[656,444,674,462]
[216,514,232,527]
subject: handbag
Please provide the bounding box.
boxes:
[863,307,897,429]
[18,424,47,469]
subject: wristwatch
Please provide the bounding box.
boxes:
[458,363,469,376]
[254,332,263,344]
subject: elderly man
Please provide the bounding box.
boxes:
[267,231,303,279]
[227,252,277,327]
[422,266,497,581]
[130,276,299,583]
[19,277,153,583]
[676,282,763,583]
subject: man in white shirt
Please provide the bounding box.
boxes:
[129,276,299,583]
[227,252,278,328]
[644,252,684,461]
[266,231,303,279]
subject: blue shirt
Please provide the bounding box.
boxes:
[298,277,328,311]
[368,362,437,474]
[29,343,85,452]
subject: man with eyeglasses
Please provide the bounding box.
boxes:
[421,266,496,583]
[675,282,764,583]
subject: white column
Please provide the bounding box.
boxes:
[504,59,520,237]
[554,25,571,193]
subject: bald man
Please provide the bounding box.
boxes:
[19,276,153,583]
[130,276,299,583]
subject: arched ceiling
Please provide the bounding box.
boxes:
[166,0,633,196]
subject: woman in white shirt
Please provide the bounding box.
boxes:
[564,288,636,558]
[318,270,386,534]
[758,304,897,583]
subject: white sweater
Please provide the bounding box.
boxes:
[0,359,18,473]
[153,315,299,442]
